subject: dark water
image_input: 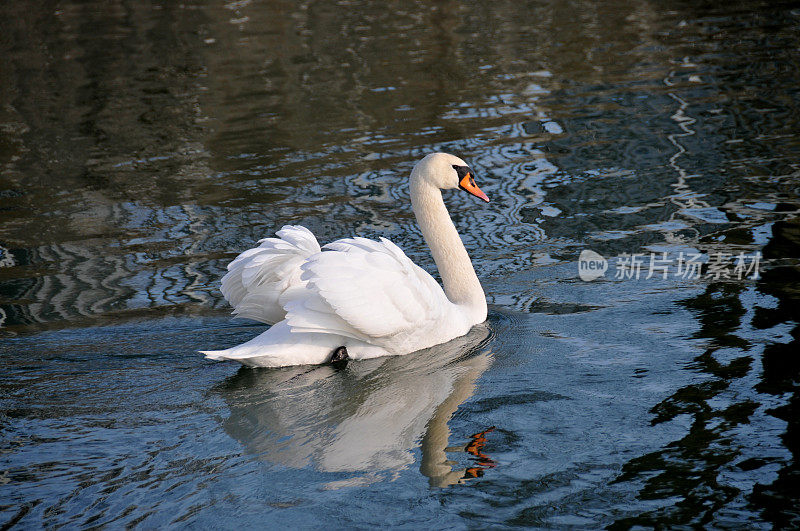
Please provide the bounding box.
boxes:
[2,0,799,527]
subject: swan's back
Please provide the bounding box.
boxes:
[284,235,462,354]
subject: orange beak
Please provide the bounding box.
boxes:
[459,172,490,202]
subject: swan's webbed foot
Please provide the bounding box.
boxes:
[330,346,349,369]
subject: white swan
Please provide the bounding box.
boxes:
[200,152,490,367]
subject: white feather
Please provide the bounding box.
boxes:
[219,225,320,324]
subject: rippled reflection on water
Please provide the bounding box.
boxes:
[1,0,799,527]
[217,325,495,488]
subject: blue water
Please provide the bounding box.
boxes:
[1,0,799,527]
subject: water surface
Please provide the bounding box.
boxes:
[1,0,799,527]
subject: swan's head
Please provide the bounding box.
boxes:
[412,152,490,202]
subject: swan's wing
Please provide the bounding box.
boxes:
[220,225,321,324]
[283,236,451,347]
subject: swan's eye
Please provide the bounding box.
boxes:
[452,164,472,181]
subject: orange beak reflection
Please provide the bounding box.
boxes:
[459,172,490,202]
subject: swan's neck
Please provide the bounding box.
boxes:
[410,178,487,324]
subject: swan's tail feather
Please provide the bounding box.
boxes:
[199,349,228,361]
[200,321,340,367]
[200,320,389,367]
[200,347,274,367]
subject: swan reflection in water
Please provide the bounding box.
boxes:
[213,324,495,488]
